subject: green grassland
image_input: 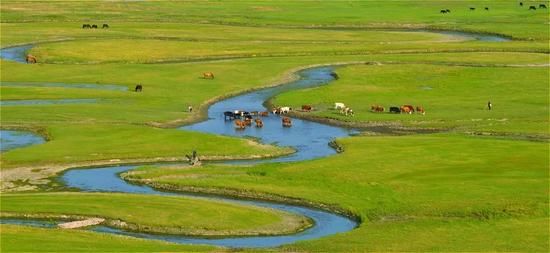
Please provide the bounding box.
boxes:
[1,0,549,252]
[0,192,311,236]
[127,134,549,251]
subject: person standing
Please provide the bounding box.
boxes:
[487,101,492,110]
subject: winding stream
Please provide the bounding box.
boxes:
[0,30,510,248]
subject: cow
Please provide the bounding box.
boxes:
[330,72,339,80]
[371,105,384,112]
[400,105,414,114]
[334,102,346,110]
[25,55,37,64]
[529,5,537,10]
[540,4,547,9]
[302,105,312,111]
[82,24,91,29]
[389,107,400,113]
[102,24,109,29]
[470,7,476,10]
[135,84,143,92]
[484,7,489,10]
[259,111,269,117]
[255,118,264,128]
[341,107,354,116]
[234,119,246,129]
[416,106,425,115]
[244,118,252,126]
[272,107,281,115]
[91,24,98,29]
[280,107,292,114]
[224,111,235,120]
[203,72,215,79]
[282,117,292,127]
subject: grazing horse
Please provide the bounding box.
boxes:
[282,117,292,127]
[330,72,339,80]
[259,111,269,117]
[234,119,246,129]
[25,55,37,64]
[371,105,384,112]
[203,72,215,79]
[400,105,414,114]
[255,118,264,128]
[416,106,425,115]
[102,24,109,29]
[389,107,400,113]
[302,105,312,111]
[440,9,448,13]
[91,24,98,29]
[446,9,451,13]
[470,7,476,10]
[280,107,292,114]
[334,102,346,110]
[135,84,143,92]
[484,7,489,10]
[82,24,91,29]
[540,4,547,9]
[223,111,235,120]
[529,5,537,10]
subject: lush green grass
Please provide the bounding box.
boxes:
[0,192,309,235]
[274,63,550,134]
[127,134,549,251]
[0,225,216,252]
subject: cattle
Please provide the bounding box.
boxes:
[203,72,215,79]
[440,9,447,14]
[400,105,414,114]
[334,102,346,110]
[91,24,98,29]
[255,119,264,128]
[371,105,384,113]
[341,107,354,116]
[224,111,235,120]
[330,72,339,80]
[446,9,451,13]
[25,55,37,64]
[282,117,292,127]
[82,24,91,29]
[302,105,312,111]
[272,108,281,115]
[135,84,143,92]
[234,119,246,129]
[540,4,547,9]
[470,7,476,10]
[259,111,269,117]
[416,106,425,115]
[389,107,400,113]
[244,118,252,126]
[280,107,292,114]
[250,111,258,116]
[102,24,109,29]
[529,5,537,10]
[484,7,489,10]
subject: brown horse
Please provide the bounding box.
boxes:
[26,55,37,64]
[203,72,215,79]
[400,105,414,114]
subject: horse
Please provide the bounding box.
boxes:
[371,105,384,112]
[416,106,425,115]
[272,107,281,115]
[520,2,523,6]
[446,9,451,13]
[203,72,215,79]
[334,102,346,110]
[91,24,98,29]
[255,118,264,128]
[389,107,400,113]
[330,72,339,80]
[440,9,448,14]
[234,119,246,129]
[484,7,489,11]
[529,5,537,10]
[540,4,547,9]
[301,105,312,111]
[102,24,109,29]
[135,84,143,92]
[282,117,292,127]
[470,7,476,10]
[223,111,235,120]
[25,55,37,64]
[244,118,252,126]
[400,105,414,114]
[82,24,91,29]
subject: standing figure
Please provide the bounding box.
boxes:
[487,101,492,110]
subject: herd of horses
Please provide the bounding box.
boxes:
[82,24,109,29]
[371,104,425,115]
[440,2,546,13]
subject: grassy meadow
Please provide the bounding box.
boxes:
[0,0,548,252]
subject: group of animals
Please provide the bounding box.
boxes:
[82,24,109,29]
[440,3,546,13]
[224,109,292,129]
[334,103,354,116]
[132,71,214,92]
[371,104,426,115]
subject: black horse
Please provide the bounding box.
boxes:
[135,84,143,92]
[102,24,109,29]
[520,2,523,6]
[529,5,537,10]
[223,111,235,120]
[470,7,476,10]
[484,7,489,11]
[389,107,400,114]
[82,24,91,29]
[540,4,547,9]
[91,24,98,29]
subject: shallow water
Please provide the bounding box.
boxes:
[0,45,32,63]
[0,130,45,152]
